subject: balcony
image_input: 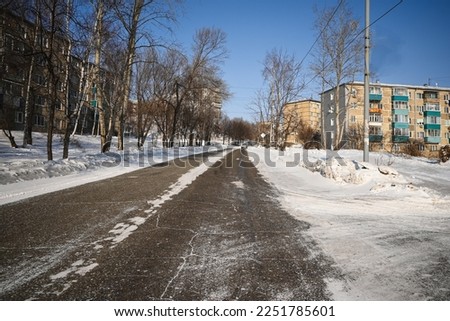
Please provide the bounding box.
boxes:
[424,110,441,117]
[393,135,409,143]
[424,123,441,130]
[369,135,383,142]
[392,95,409,102]
[392,108,409,115]
[369,107,382,113]
[424,91,439,103]
[392,123,409,130]
[369,115,383,127]
[424,136,441,144]
[369,93,382,101]
[392,88,409,102]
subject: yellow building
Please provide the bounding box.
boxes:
[283,99,321,145]
[321,81,450,156]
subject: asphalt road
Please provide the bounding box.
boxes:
[0,148,338,300]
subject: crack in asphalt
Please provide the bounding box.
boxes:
[160,231,199,299]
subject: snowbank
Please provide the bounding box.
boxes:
[0,131,229,205]
[248,146,450,300]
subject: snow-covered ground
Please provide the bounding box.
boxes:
[1,131,450,300]
[0,131,227,205]
[248,147,450,300]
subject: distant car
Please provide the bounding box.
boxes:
[231,141,240,146]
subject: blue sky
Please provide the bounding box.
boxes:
[172,0,450,121]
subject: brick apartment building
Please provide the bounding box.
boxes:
[321,81,450,156]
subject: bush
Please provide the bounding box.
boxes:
[402,139,424,157]
[439,145,450,163]
[304,141,322,150]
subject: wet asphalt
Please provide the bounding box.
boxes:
[0,148,338,300]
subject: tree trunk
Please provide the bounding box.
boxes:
[94,0,107,151]
[22,15,40,147]
[63,0,73,159]
[70,64,87,137]
[47,98,55,161]
[3,129,18,148]
[117,0,144,151]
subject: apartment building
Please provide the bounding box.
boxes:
[0,8,94,135]
[283,99,321,145]
[321,81,450,156]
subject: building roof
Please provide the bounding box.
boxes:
[285,98,321,105]
[321,81,450,94]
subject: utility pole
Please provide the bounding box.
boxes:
[363,0,370,162]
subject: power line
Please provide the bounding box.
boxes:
[298,0,344,68]
[305,0,404,90]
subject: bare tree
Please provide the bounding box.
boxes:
[134,49,157,148]
[346,122,364,150]
[148,27,229,147]
[174,27,229,146]
[147,47,186,147]
[110,0,178,151]
[28,0,71,160]
[254,48,304,150]
[228,118,254,142]
[311,0,363,149]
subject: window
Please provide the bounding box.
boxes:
[417,132,424,139]
[14,40,24,52]
[15,111,23,123]
[34,114,45,127]
[369,114,382,122]
[34,74,46,86]
[425,116,440,124]
[394,128,409,136]
[417,105,424,113]
[416,93,424,99]
[55,100,62,110]
[4,34,13,50]
[426,129,440,137]
[394,114,409,123]
[13,97,23,108]
[11,84,22,96]
[393,101,408,109]
[35,96,46,106]
[369,86,382,95]
[425,103,440,111]
[350,115,356,123]
[393,87,408,96]
[444,94,449,100]
[369,126,382,135]
[425,92,438,99]
[36,54,46,67]
[330,118,335,126]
